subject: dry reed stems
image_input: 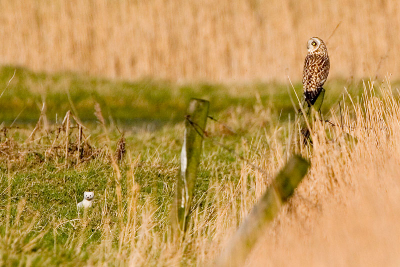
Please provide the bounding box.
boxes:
[0,0,399,82]
[247,81,400,266]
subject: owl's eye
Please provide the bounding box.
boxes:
[312,42,317,46]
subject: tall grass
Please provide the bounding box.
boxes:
[0,0,399,82]
[250,81,400,266]
[1,80,400,265]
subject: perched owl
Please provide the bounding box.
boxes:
[302,37,330,106]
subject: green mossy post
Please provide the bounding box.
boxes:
[171,98,209,235]
[215,155,310,267]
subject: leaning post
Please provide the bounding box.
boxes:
[171,98,209,236]
[215,155,310,267]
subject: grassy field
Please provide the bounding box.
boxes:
[1,0,400,265]
[1,67,400,265]
[0,66,368,126]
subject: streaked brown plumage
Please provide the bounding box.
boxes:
[302,37,330,106]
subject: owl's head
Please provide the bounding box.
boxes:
[84,191,94,201]
[307,37,328,55]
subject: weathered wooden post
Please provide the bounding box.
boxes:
[313,88,325,113]
[215,155,310,267]
[171,98,209,235]
[299,89,325,144]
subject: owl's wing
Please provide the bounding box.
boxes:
[302,55,313,86]
[317,57,330,88]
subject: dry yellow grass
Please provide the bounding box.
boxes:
[246,81,400,266]
[0,0,399,82]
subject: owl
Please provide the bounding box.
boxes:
[302,37,330,106]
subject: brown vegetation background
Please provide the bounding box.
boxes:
[0,0,399,82]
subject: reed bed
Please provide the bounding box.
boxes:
[0,0,399,82]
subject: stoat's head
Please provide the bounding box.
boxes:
[84,191,94,201]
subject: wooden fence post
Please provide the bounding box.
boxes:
[300,89,325,144]
[171,98,209,235]
[215,155,310,267]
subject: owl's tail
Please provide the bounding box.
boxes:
[304,87,323,107]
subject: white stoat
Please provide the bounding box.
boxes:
[77,191,94,209]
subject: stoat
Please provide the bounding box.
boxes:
[77,191,94,209]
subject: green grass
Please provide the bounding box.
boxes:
[0,66,398,265]
[0,120,246,265]
[0,66,371,127]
